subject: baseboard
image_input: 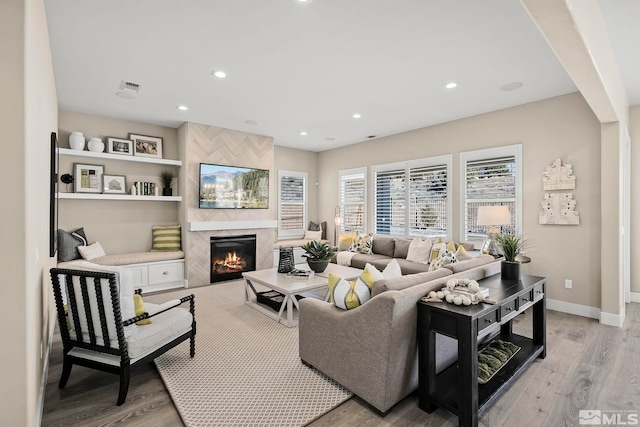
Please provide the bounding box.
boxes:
[36,314,57,427]
[546,298,626,327]
[546,298,600,319]
[600,311,625,327]
[631,292,640,303]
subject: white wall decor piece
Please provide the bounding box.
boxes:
[539,193,580,225]
[542,158,576,190]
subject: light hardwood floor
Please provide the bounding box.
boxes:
[42,294,640,427]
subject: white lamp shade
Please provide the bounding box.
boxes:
[477,205,511,226]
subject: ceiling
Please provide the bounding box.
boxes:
[43,1,636,152]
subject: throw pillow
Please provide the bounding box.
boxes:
[364,259,402,281]
[328,269,376,310]
[406,237,432,264]
[428,249,458,271]
[446,241,457,251]
[338,231,356,251]
[308,221,328,240]
[133,294,152,325]
[455,244,472,261]
[349,232,373,254]
[151,225,181,251]
[430,242,447,262]
[57,227,88,262]
[78,242,106,261]
[434,237,444,244]
[304,229,323,241]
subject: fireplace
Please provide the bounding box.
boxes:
[210,234,257,283]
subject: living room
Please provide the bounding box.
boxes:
[3,0,640,426]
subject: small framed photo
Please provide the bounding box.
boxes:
[129,133,163,159]
[73,163,104,193]
[103,174,126,194]
[107,137,134,156]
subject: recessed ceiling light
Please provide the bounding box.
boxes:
[244,120,258,125]
[352,113,361,119]
[177,105,188,111]
[445,82,458,89]
[500,82,524,91]
[295,0,313,3]
[300,131,307,136]
[212,70,227,78]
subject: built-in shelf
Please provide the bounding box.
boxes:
[58,148,182,166]
[58,193,181,201]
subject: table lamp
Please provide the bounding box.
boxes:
[476,205,511,257]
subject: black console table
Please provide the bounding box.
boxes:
[417,273,546,427]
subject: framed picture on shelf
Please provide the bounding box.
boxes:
[129,133,163,159]
[73,163,104,193]
[103,174,126,194]
[107,137,134,156]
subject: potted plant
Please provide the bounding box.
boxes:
[495,232,526,280]
[301,240,336,273]
[160,169,174,196]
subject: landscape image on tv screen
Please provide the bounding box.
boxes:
[199,163,269,209]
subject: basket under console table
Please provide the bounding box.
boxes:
[417,273,546,427]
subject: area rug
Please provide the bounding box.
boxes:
[149,280,352,427]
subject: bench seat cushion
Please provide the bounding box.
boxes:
[89,251,185,266]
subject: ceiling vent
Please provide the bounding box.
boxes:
[115,80,141,99]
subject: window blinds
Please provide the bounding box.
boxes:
[339,170,366,233]
[279,175,305,232]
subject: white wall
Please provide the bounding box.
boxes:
[317,92,602,309]
[0,0,58,425]
[629,105,640,294]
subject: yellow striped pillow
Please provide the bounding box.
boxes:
[328,269,376,310]
[151,225,182,251]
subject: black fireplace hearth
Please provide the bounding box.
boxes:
[210,234,256,283]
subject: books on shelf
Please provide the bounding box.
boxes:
[131,181,158,196]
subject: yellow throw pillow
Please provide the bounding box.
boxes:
[430,242,446,262]
[434,237,444,244]
[455,244,472,261]
[328,270,376,310]
[133,294,152,325]
[338,231,356,251]
[446,241,457,251]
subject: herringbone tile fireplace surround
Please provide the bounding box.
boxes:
[178,122,276,287]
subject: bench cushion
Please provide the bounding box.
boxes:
[90,251,184,266]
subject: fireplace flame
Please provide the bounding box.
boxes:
[213,250,247,273]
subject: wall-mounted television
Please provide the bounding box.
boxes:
[199,163,269,209]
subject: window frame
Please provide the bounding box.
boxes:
[277,170,308,239]
[371,155,452,239]
[459,144,522,246]
[338,167,367,234]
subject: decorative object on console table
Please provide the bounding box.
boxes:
[106,137,134,156]
[129,133,163,159]
[87,137,105,153]
[477,205,511,257]
[277,247,295,273]
[301,240,336,273]
[160,169,174,196]
[68,131,85,150]
[334,205,342,246]
[495,232,526,280]
[73,163,104,194]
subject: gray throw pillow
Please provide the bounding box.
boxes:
[57,228,88,262]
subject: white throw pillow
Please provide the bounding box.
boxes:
[303,229,323,240]
[364,259,403,281]
[406,237,432,264]
[78,242,106,261]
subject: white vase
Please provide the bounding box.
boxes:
[69,132,85,150]
[88,137,104,153]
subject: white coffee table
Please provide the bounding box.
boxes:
[242,263,364,327]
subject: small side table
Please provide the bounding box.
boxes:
[417,273,546,427]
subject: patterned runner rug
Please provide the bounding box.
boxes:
[149,280,352,427]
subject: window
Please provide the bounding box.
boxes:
[278,170,307,238]
[338,168,366,234]
[460,144,522,244]
[373,156,451,239]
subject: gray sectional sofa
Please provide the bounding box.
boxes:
[299,254,500,414]
[331,235,478,275]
